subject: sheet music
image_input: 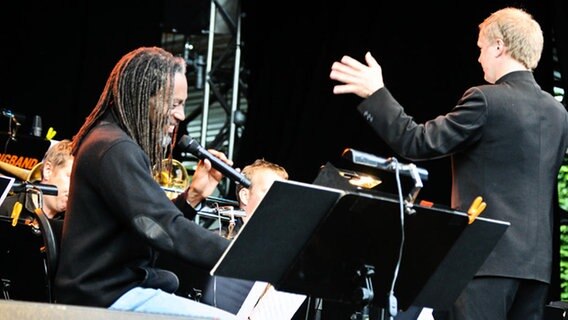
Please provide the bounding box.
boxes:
[236,281,268,318]
[237,281,307,320]
[0,175,15,207]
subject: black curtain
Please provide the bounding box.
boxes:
[236,0,564,211]
[0,0,164,140]
[0,2,564,203]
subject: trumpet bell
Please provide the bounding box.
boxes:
[154,159,190,199]
[27,162,43,182]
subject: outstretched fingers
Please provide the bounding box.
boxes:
[330,66,360,86]
[331,61,358,79]
[340,55,368,71]
[330,56,367,91]
[330,52,384,98]
[332,83,361,95]
[364,52,380,69]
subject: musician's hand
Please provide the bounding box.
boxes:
[185,149,233,207]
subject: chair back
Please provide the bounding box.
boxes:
[0,213,61,303]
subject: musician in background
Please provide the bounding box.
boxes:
[201,159,307,319]
[218,158,289,239]
[0,139,73,221]
[236,159,289,223]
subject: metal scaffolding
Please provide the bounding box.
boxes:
[200,0,245,161]
[161,0,246,198]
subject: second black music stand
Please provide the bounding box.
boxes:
[211,179,509,313]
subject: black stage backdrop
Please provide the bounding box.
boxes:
[237,0,560,201]
[0,0,567,300]
[236,0,567,302]
[0,0,164,140]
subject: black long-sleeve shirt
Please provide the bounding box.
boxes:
[55,117,229,307]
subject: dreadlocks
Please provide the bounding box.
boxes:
[71,47,186,170]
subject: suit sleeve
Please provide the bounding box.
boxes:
[357,87,488,160]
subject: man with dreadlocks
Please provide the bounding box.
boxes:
[54,47,236,319]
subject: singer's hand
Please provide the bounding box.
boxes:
[185,149,233,207]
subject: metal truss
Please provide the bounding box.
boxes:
[199,0,246,161]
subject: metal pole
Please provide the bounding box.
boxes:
[201,0,217,146]
[227,2,241,160]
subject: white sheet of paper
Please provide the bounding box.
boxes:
[237,281,307,320]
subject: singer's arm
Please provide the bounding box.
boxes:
[184,148,234,207]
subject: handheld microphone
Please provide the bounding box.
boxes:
[177,135,251,188]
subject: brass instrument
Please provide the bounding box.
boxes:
[0,160,42,182]
[154,159,243,239]
[0,161,43,225]
[154,159,190,199]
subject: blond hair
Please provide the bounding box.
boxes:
[479,7,543,70]
[235,159,288,201]
[41,139,73,180]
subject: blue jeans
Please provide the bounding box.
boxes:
[109,287,237,319]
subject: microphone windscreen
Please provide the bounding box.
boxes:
[177,135,192,149]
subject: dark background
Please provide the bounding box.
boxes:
[1,0,566,203]
[0,0,567,300]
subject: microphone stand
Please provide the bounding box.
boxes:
[342,148,426,216]
[401,163,423,215]
[11,181,58,196]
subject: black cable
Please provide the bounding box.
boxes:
[387,157,404,319]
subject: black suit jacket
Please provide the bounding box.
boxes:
[358,71,568,283]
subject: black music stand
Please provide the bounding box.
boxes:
[211,180,509,315]
[0,175,62,303]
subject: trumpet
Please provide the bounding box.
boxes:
[194,204,245,240]
[154,159,190,199]
[0,160,42,182]
[154,158,243,239]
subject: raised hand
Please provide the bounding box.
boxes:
[330,52,384,98]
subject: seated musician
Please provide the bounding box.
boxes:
[54,47,235,319]
[216,158,290,239]
[0,139,72,302]
[0,139,73,221]
[236,159,289,223]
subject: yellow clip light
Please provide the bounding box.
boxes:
[46,127,57,141]
[467,196,487,224]
[11,201,23,226]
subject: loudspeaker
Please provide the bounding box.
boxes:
[0,299,215,320]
